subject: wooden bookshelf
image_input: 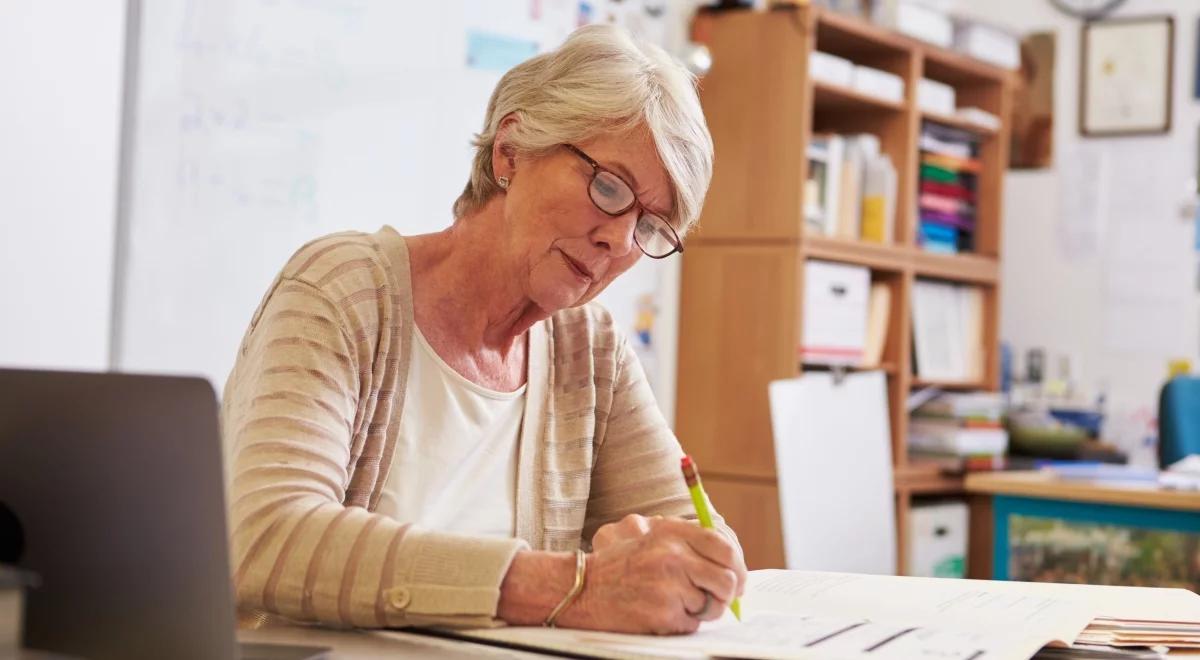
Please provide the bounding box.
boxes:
[677,5,1013,574]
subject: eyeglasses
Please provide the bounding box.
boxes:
[563,144,683,259]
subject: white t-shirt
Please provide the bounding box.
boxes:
[375,326,524,538]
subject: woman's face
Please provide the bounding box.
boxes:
[499,127,674,314]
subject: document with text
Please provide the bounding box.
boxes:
[426,570,1117,660]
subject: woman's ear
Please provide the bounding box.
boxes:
[492,113,521,183]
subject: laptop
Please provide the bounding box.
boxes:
[0,368,328,660]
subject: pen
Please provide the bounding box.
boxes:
[680,455,742,621]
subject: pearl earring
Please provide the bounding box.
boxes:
[497,176,510,189]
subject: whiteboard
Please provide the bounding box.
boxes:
[0,0,125,372]
[116,0,676,391]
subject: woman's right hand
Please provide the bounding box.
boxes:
[559,517,742,634]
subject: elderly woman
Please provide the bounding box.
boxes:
[223,25,745,635]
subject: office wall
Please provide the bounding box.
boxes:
[0,0,126,371]
[966,0,1200,420]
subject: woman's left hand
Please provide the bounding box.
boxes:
[592,513,747,596]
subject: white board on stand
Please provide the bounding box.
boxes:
[768,371,896,574]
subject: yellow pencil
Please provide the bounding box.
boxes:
[680,455,742,621]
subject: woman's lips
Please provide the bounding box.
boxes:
[559,250,593,282]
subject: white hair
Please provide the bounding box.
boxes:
[453,24,713,234]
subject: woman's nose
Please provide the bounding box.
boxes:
[590,210,638,257]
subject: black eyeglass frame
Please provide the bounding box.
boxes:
[562,144,684,259]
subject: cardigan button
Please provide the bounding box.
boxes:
[388,587,412,610]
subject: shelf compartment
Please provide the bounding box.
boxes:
[813,81,905,113]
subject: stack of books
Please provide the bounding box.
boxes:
[909,391,1008,461]
[918,122,980,254]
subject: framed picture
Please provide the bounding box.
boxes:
[1079,15,1173,137]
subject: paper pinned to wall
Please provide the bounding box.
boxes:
[1102,221,1193,356]
[1056,145,1108,261]
[1108,140,1191,223]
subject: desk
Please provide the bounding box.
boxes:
[965,471,1200,589]
[236,576,1200,660]
[238,624,553,659]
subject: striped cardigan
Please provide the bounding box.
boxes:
[222,226,737,629]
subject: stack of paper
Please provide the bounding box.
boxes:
[956,107,1002,130]
[1077,617,1200,648]
[909,419,1007,456]
[916,391,1005,419]
[1161,455,1200,490]
[875,0,954,47]
[954,21,1020,70]
[850,64,905,103]
[918,77,956,115]
[431,570,1200,660]
[808,50,854,87]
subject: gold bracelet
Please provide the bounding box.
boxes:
[544,549,587,628]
